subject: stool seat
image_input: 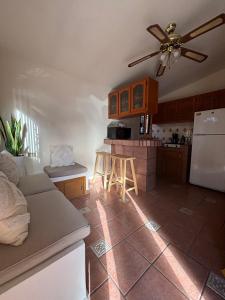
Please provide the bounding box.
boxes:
[108,154,138,201]
[111,154,136,160]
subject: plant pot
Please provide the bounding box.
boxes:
[14,155,26,177]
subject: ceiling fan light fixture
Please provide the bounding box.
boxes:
[129,14,225,76]
[160,47,181,68]
[160,53,167,61]
[173,48,181,58]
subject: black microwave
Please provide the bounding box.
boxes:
[107,127,131,139]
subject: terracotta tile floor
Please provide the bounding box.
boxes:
[71,181,225,299]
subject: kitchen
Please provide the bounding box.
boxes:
[105,75,225,192]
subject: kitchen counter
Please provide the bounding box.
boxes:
[104,138,161,147]
[104,138,161,192]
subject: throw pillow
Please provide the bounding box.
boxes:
[0,151,19,185]
[0,171,30,246]
[50,145,75,167]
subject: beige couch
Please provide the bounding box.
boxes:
[0,173,90,296]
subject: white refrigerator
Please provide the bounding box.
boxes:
[190,108,225,192]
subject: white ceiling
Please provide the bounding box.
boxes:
[0,0,224,98]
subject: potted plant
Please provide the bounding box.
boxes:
[0,115,27,175]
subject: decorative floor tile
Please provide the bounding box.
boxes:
[179,207,193,216]
[206,272,225,299]
[79,206,91,214]
[145,219,161,232]
[90,239,112,258]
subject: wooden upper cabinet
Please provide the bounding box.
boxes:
[164,101,178,123]
[153,101,177,124]
[119,87,131,117]
[213,89,225,108]
[152,102,165,124]
[108,76,158,119]
[177,97,194,122]
[108,91,119,119]
[131,79,147,114]
[194,93,214,112]
[195,90,225,111]
[153,88,225,124]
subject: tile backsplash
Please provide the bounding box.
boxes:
[152,122,193,143]
[118,116,193,143]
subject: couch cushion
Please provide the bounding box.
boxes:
[44,163,87,178]
[0,172,30,246]
[0,190,90,287]
[18,173,56,196]
[0,151,19,185]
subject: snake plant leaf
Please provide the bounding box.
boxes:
[0,116,6,141]
[0,115,25,156]
[10,115,17,137]
[5,121,16,156]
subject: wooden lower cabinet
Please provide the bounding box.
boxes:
[54,176,86,199]
[157,146,191,183]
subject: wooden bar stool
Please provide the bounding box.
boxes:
[93,151,111,189]
[108,154,138,202]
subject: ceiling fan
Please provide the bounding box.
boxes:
[128,13,225,77]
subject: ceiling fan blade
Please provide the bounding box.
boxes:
[181,13,225,43]
[128,51,160,67]
[156,64,166,77]
[181,47,208,62]
[147,24,170,43]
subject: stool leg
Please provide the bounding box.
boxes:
[122,160,126,202]
[118,159,122,193]
[120,159,123,181]
[103,155,109,190]
[113,159,118,192]
[108,157,115,192]
[93,154,99,183]
[130,159,138,195]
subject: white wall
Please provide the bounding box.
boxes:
[160,67,225,102]
[0,52,109,177]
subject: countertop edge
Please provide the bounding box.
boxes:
[104,139,161,147]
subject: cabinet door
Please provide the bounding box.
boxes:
[152,103,166,124]
[131,79,147,113]
[64,177,85,199]
[165,101,178,123]
[177,97,194,122]
[211,89,225,109]
[108,92,118,118]
[157,148,186,183]
[194,93,214,112]
[119,87,130,117]
[164,149,183,182]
